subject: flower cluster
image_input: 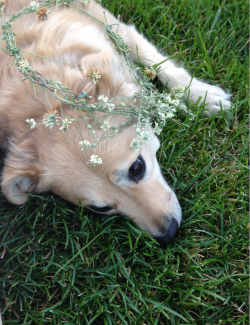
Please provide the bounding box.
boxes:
[26,111,75,134]
[98,95,109,103]
[59,118,72,134]
[130,138,141,151]
[144,66,157,80]
[80,0,91,5]
[170,85,186,99]
[153,122,161,135]
[79,140,91,151]
[100,121,111,131]
[37,7,49,20]
[8,3,194,168]
[85,68,101,85]
[42,110,59,129]
[130,124,150,151]
[26,118,36,129]
[89,154,102,166]
[17,60,33,74]
[29,1,39,11]
[98,95,115,111]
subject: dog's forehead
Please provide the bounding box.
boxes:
[98,127,160,172]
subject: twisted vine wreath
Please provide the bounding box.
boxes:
[0,0,193,165]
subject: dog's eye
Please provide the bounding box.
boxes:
[128,155,146,183]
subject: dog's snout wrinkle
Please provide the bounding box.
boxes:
[155,218,179,244]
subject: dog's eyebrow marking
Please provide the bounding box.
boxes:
[87,205,113,213]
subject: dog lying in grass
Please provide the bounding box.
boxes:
[0,0,231,243]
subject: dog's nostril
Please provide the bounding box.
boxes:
[155,218,179,244]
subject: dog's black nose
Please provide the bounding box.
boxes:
[155,218,179,244]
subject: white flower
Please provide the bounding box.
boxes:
[85,68,101,85]
[26,118,36,129]
[98,95,109,103]
[166,111,175,118]
[144,66,157,80]
[165,96,173,104]
[100,121,111,131]
[141,131,150,142]
[17,60,33,74]
[153,122,162,135]
[171,99,180,107]
[135,128,150,142]
[59,118,72,134]
[80,0,91,5]
[29,1,39,11]
[79,140,91,151]
[89,154,102,166]
[130,138,141,151]
[42,111,58,129]
[106,103,115,111]
[170,85,185,99]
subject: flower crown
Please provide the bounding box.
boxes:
[1,0,194,165]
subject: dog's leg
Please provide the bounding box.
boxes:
[120,25,231,115]
[86,2,231,115]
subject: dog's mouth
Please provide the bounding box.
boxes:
[86,205,114,213]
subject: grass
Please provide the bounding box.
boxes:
[0,0,249,324]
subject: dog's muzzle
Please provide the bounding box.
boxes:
[154,218,179,244]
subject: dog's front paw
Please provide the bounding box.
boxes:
[189,81,232,116]
[203,84,232,115]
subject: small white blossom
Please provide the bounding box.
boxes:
[98,95,109,103]
[135,128,150,142]
[85,68,101,85]
[17,60,33,74]
[42,111,58,129]
[171,85,185,99]
[165,96,173,104]
[89,154,102,166]
[29,1,39,11]
[26,118,36,129]
[166,111,175,118]
[144,66,157,80]
[80,0,91,5]
[130,138,141,151]
[100,121,111,131]
[59,118,72,134]
[141,131,150,142]
[79,140,91,151]
[171,99,180,107]
[153,122,162,135]
[106,103,115,111]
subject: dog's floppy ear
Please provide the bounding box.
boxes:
[1,139,40,205]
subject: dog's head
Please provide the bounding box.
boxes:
[2,116,181,243]
[1,46,181,242]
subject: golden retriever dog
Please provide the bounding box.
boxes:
[0,0,231,243]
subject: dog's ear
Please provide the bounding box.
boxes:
[1,139,40,205]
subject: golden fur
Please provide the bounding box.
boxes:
[0,0,231,241]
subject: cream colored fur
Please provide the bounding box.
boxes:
[0,0,231,237]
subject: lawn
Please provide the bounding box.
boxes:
[0,0,249,324]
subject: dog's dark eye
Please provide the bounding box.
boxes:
[87,205,113,213]
[128,155,146,183]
